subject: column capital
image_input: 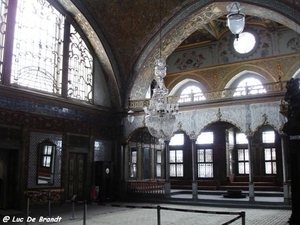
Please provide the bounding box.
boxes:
[189,131,198,140]
[246,135,253,141]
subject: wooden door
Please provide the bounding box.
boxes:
[68,153,86,201]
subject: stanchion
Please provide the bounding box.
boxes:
[69,195,77,220]
[83,200,87,225]
[70,201,75,220]
[47,191,51,218]
[25,196,30,225]
[157,205,161,225]
[241,211,245,225]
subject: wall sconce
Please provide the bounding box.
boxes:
[227,2,245,40]
[127,110,134,124]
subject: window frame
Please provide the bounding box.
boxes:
[169,149,184,177]
[237,147,249,175]
[262,130,277,175]
[130,147,137,179]
[156,150,162,178]
[1,0,94,103]
[197,148,214,178]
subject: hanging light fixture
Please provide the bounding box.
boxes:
[143,1,179,141]
[127,110,134,124]
[227,2,245,40]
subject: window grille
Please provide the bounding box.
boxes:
[12,0,64,94]
[0,0,93,102]
[68,25,93,102]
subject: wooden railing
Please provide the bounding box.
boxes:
[126,180,165,195]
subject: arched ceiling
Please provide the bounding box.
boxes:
[60,0,300,110]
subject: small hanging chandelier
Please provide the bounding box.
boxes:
[227,2,245,40]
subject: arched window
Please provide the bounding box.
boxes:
[233,77,266,97]
[179,85,206,102]
[1,0,93,102]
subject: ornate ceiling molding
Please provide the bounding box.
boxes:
[130,1,300,100]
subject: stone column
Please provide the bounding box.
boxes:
[280,135,289,203]
[247,135,255,201]
[164,140,171,197]
[121,143,126,181]
[191,139,198,200]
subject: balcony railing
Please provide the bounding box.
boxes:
[129,81,286,110]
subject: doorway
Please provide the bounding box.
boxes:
[67,153,87,201]
[0,149,20,209]
[94,161,112,202]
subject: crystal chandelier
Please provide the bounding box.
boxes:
[143,58,179,140]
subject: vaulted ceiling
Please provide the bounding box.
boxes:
[63,0,300,109]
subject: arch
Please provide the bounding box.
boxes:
[168,74,212,93]
[224,70,269,89]
[199,120,243,137]
[56,0,122,108]
[169,78,206,96]
[130,1,300,100]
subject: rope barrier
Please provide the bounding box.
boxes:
[109,203,245,225]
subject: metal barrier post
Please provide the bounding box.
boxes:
[83,200,87,225]
[157,205,161,225]
[241,211,245,225]
[47,191,51,217]
[26,196,30,225]
[70,201,75,220]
